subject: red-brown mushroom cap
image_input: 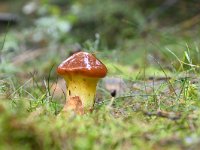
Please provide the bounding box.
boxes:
[57,51,107,78]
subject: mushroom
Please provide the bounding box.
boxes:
[57,51,107,114]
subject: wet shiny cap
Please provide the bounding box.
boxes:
[57,51,107,78]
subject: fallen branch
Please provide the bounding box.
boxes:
[12,48,47,66]
[0,13,19,25]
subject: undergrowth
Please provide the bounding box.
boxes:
[1,41,200,149]
[1,10,200,149]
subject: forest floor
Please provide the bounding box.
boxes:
[1,1,200,150]
[1,29,200,150]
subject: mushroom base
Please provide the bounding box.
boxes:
[63,75,99,114]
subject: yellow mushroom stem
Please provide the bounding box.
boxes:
[62,74,99,114]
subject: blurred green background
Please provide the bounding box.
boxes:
[1,0,200,74]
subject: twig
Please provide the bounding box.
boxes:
[144,110,181,120]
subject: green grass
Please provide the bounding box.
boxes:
[0,81,200,150]
[1,39,200,150]
[1,14,200,149]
